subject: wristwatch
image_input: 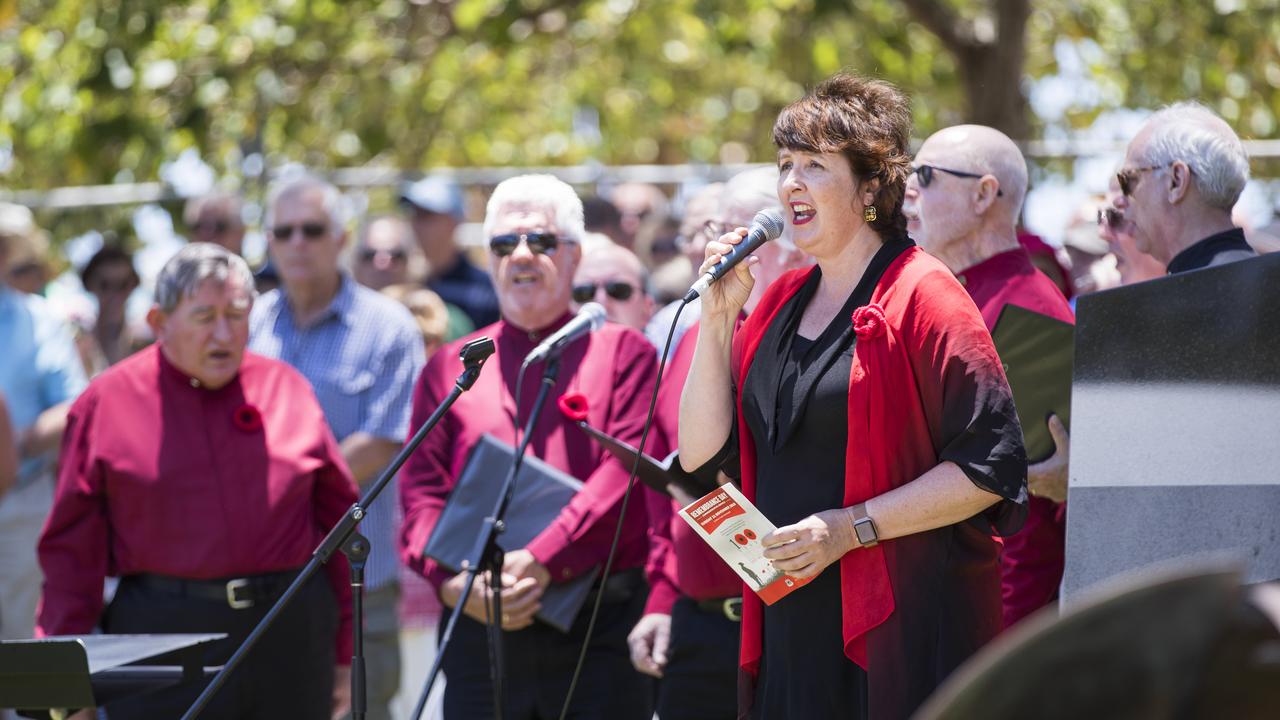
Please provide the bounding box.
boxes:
[851,504,879,548]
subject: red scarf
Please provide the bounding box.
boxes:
[731,246,999,678]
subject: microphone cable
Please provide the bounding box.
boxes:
[556,297,692,720]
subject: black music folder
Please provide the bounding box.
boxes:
[990,304,1075,462]
[423,434,595,633]
[574,422,717,499]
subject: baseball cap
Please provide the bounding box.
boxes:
[399,176,464,219]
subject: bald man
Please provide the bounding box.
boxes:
[1114,102,1256,273]
[905,125,1074,629]
[573,237,655,332]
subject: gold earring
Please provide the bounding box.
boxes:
[864,205,877,222]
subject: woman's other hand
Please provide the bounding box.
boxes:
[761,508,858,580]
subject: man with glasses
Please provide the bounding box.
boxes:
[353,215,418,292]
[572,237,655,332]
[643,183,724,350]
[250,176,426,720]
[904,125,1075,630]
[1114,102,1256,274]
[400,174,657,720]
[184,193,247,257]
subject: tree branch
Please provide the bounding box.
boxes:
[897,0,972,55]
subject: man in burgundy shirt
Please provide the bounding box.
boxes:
[399,175,657,719]
[35,243,358,719]
[904,125,1074,629]
[629,166,810,720]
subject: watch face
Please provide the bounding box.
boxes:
[854,519,878,545]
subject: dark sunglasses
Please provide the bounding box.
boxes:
[271,222,329,241]
[912,164,1003,196]
[358,248,407,263]
[1097,207,1124,229]
[1116,164,1171,197]
[489,232,560,257]
[193,219,231,235]
[90,278,134,293]
[572,281,637,303]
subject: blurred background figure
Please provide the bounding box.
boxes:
[1017,232,1073,300]
[79,245,143,374]
[573,235,655,332]
[610,182,671,259]
[0,202,88,668]
[253,175,425,720]
[184,192,247,257]
[1100,176,1166,286]
[0,393,15,500]
[583,195,626,246]
[644,183,724,349]
[380,283,453,357]
[400,176,500,329]
[1060,199,1121,297]
[353,215,422,292]
[3,225,52,296]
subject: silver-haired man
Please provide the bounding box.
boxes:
[37,242,359,719]
[1115,102,1256,273]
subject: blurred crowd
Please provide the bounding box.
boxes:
[0,94,1278,720]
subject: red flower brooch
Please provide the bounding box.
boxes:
[232,403,264,432]
[557,392,590,423]
[852,303,887,340]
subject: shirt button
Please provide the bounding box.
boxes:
[190,378,201,388]
[561,568,572,579]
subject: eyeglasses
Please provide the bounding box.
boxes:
[679,220,728,250]
[489,232,560,257]
[271,222,329,241]
[1116,164,1171,197]
[1097,207,1124,230]
[912,164,1003,196]
[358,248,407,263]
[90,278,134,293]
[572,281,637,303]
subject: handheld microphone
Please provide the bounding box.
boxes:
[683,209,786,303]
[523,302,607,365]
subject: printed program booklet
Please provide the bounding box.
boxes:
[677,483,813,604]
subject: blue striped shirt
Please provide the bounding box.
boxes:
[249,275,425,590]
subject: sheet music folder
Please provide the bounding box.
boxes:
[423,434,595,633]
[574,422,717,499]
[990,304,1075,462]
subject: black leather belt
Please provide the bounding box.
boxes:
[127,569,300,610]
[588,568,645,605]
[695,596,743,622]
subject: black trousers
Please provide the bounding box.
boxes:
[100,571,338,720]
[438,579,652,720]
[655,597,740,720]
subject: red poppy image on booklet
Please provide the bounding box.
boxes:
[678,483,813,605]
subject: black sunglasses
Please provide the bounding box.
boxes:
[193,219,231,235]
[1116,164,1171,197]
[912,164,1003,196]
[1097,207,1124,229]
[489,232,560,257]
[271,222,329,241]
[572,281,637,303]
[358,248,407,263]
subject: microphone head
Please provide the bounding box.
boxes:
[579,302,608,330]
[753,209,786,240]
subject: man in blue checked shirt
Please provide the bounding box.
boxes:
[0,203,88,654]
[250,177,426,720]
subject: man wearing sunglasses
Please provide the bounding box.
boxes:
[1114,102,1256,274]
[400,174,659,720]
[905,125,1075,631]
[250,175,426,720]
[573,237,655,332]
[184,192,247,257]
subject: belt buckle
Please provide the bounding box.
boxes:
[722,597,743,622]
[226,578,253,609]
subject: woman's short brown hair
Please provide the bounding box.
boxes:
[772,73,913,242]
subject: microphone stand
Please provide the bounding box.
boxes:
[181,337,496,720]
[411,355,562,720]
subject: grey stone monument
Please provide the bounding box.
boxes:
[1062,253,1280,602]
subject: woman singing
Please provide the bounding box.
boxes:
[679,74,1028,719]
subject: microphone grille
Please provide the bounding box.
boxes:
[753,209,786,239]
[581,302,608,330]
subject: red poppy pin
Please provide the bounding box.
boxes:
[233,403,264,432]
[851,303,887,340]
[557,392,590,423]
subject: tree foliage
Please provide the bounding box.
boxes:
[2,0,1280,199]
